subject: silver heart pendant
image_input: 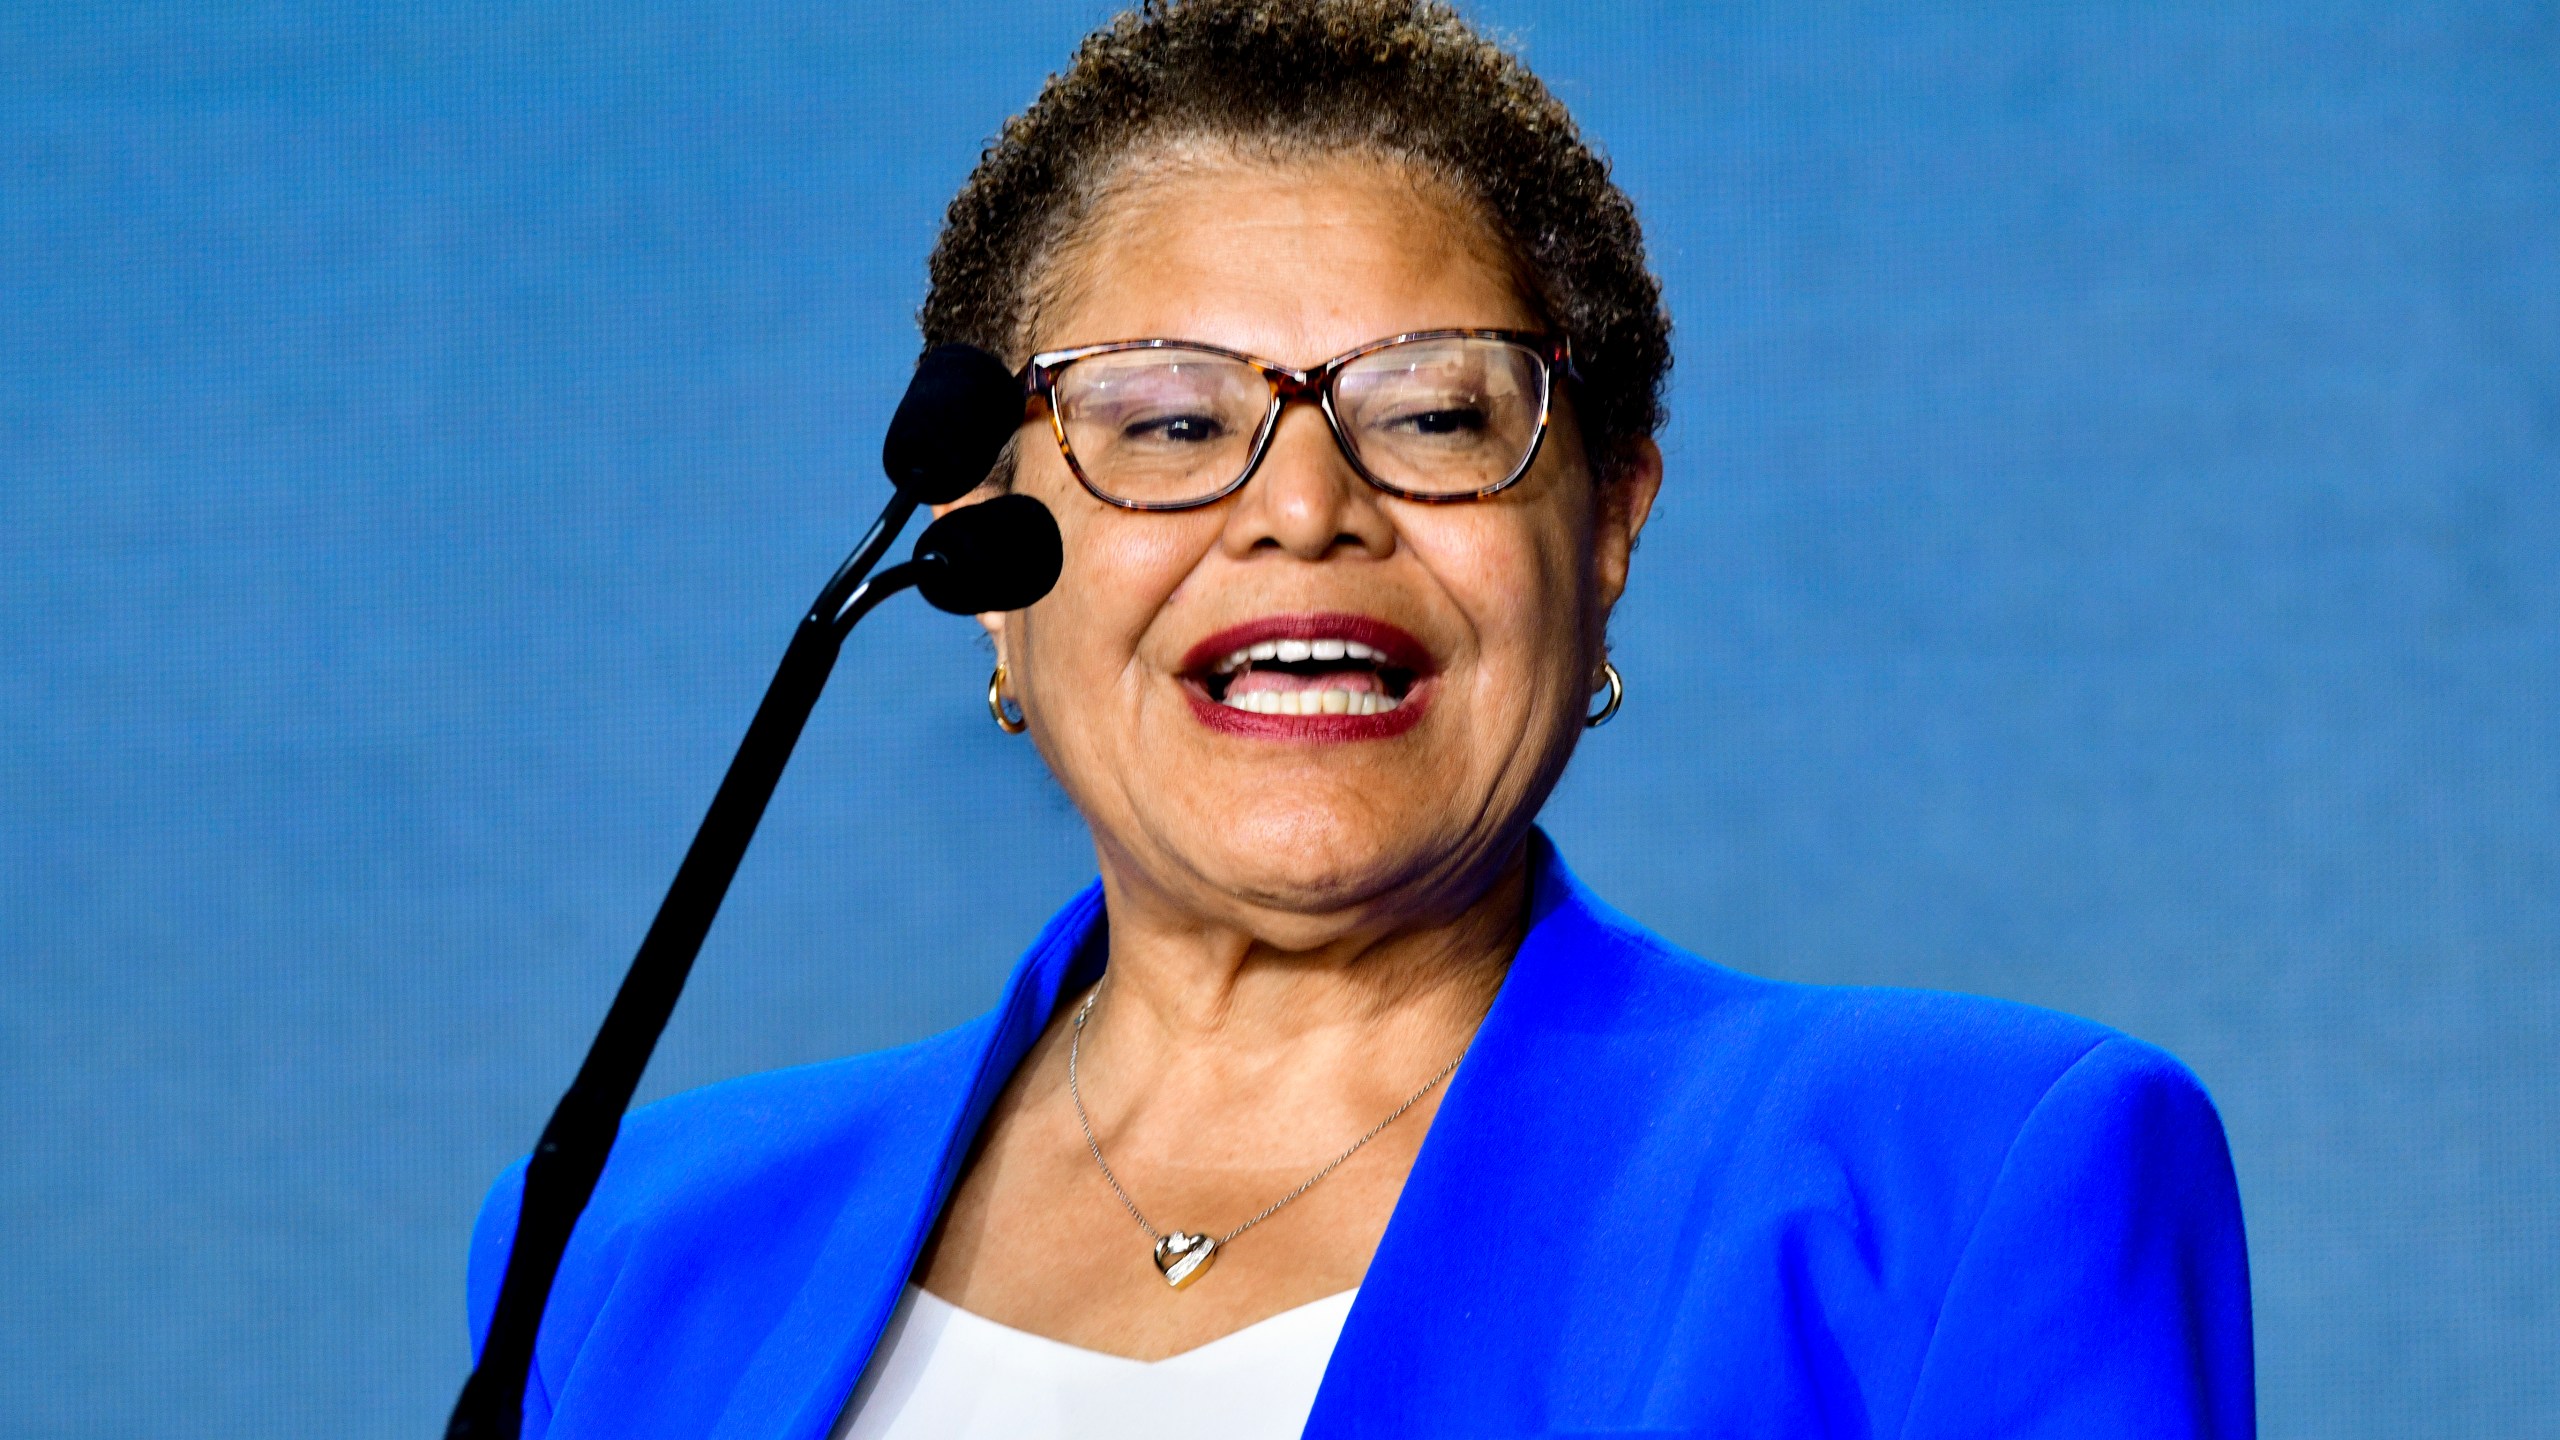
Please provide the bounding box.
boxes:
[1151,1231,1219,1290]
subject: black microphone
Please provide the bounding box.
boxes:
[883,344,1023,504]
[813,345,1026,625]
[912,494,1066,616]
[447,346,1054,1440]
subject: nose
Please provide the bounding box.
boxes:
[1218,399,1397,562]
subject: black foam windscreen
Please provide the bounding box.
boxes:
[910,493,1065,615]
[881,345,1022,504]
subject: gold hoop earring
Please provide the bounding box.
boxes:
[1585,659,1623,729]
[988,662,1028,734]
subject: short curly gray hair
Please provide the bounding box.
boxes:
[921,0,1671,482]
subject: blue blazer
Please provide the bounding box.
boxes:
[470,837,2254,1438]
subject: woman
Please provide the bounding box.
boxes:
[468,2,2255,1436]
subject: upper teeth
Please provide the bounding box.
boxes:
[1225,689,1397,716]
[1212,638,1382,673]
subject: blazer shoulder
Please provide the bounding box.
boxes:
[1778,976,2126,1091]
[602,1015,995,1228]
[1575,887,2123,1084]
[466,1014,997,1354]
[1771,979,2223,1168]
[1561,892,2188,1155]
[1564,910,2234,1282]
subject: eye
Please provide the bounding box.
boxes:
[1126,413,1227,444]
[1389,405,1490,437]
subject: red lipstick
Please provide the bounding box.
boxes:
[1178,612,1434,741]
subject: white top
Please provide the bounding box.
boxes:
[832,1286,1358,1440]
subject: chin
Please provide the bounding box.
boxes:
[1168,798,1471,922]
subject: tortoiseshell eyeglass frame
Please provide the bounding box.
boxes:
[1018,329,1576,512]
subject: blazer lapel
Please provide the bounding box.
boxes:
[1301,835,1747,1438]
[706,883,1106,1440]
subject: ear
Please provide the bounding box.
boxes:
[1593,438,1663,620]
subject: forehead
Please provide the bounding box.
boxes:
[1037,149,1538,366]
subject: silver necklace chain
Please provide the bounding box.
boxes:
[1066,983,1467,1249]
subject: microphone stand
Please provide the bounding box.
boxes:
[445,494,932,1440]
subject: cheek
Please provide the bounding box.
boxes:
[1057,512,1191,621]
[1410,502,1593,679]
[1013,467,1209,685]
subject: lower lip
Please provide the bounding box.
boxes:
[1183,681,1431,740]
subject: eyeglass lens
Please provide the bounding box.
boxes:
[1051,336,1549,507]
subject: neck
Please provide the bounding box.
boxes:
[1075,837,1530,1094]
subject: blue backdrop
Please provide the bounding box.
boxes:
[4,3,2554,1436]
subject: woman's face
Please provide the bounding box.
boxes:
[986,151,1659,943]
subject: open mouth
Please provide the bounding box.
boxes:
[1179,615,1433,735]
[1201,635,1419,716]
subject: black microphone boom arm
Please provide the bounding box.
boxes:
[445,342,1041,1440]
[445,512,925,1440]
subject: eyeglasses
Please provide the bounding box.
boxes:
[1021,329,1572,511]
